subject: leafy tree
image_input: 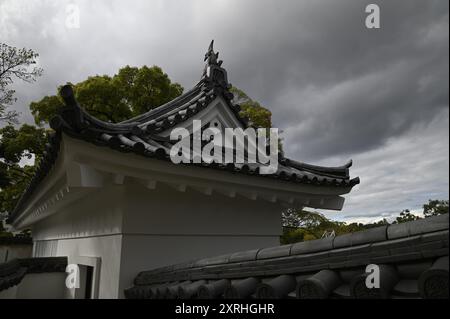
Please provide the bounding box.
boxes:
[29,95,62,126]
[0,125,47,216]
[392,209,421,224]
[73,75,133,123]
[423,199,449,217]
[231,87,272,129]
[113,66,184,116]
[230,86,284,155]
[30,66,183,125]
[279,204,437,244]
[281,209,349,244]
[0,43,43,123]
[282,208,329,228]
[281,228,313,244]
[0,43,44,234]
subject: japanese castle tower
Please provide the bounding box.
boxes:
[7,42,359,298]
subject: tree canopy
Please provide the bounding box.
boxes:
[30,65,184,125]
[423,199,449,217]
[0,43,44,233]
[231,87,272,129]
[0,43,43,123]
[281,199,449,244]
[0,124,47,216]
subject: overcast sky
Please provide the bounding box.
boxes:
[1,0,448,223]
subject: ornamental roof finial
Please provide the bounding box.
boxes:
[204,40,223,67]
[201,40,231,97]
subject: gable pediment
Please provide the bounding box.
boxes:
[158,96,244,138]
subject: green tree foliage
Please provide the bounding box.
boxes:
[113,66,184,116]
[230,87,272,129]
[392,209,421,224]
[423,199,449,217]
[0,43,43,123]
[279,204,445,244]
[282,208,331,228]
[28,95,62,126]
[230,86,284,153]
[0,125,47,216]
[281,209,348,244]
[30,66,183,125]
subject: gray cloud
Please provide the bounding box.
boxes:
[1,0,448,222]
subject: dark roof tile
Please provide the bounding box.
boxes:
[418,256,448,299]
[0,257,68,292]
[198,279,230,299]
[350,264,399,299]
[351,225,388,245]
[229,249,260,263]
[257,245,292,260]
[256,275,297,299]
[396,261,433,279]
[178,280,207,299]
[393,279,420,297]
[333,233,353,249]
[124,216,449,299]
[291,237,333,255]
[387,214,449,240]
[296,269,342,299]
[224,277,260,299]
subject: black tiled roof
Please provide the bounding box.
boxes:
[124,214,449,299]
[0,236,32,245]
[0,257,67,292]
[0,259,26,292]
[8,41,359,224]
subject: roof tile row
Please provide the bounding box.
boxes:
[0,257,67,292]
[126,215,449,299]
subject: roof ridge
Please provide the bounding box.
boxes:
[118,80,205,125]
[280,158,352,179]
[50,41,241,134]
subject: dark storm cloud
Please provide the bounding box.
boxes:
[213,0,449,161]
[1,0,448,221]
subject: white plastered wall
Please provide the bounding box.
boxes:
[31,185,125,298]
[117,181,282,298]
